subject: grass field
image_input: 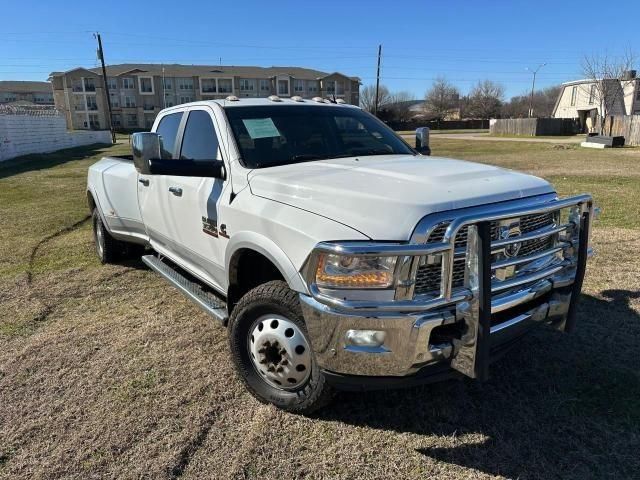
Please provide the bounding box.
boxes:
[1,137,639,479]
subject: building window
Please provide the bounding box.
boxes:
[336,80,345,95]
[570,86,577,106]
[88,113,100,129]
[239,79,255,92]
[86,95,98,111]
[109,92,120,108]
[143,101,154,111]
[293,79,304,93]
[72,79,83,92]
[178,78,194,90]
[144,114,155,129]
[179,95,194,104]
[111,114,122,127]
[107,77,118,90]
[139,76,154,94]
[277,79,289,96]
[218,78,233,94]
[126,113,138,127]
[636,87,640,101]
[259,79,270,92]
[201,78,216,93]
[325,80,336,95]
[122,77,134,89]
[163,78,173,90]
[124,96,136,108]
[588,84,596,105]
[84,78,96,92]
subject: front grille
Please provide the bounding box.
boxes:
[414,212,556,296]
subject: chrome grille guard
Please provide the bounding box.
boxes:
[306,193,594,315]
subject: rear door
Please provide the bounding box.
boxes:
[138,110,184,253]
[162,107,229,291]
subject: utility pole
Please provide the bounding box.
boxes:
[527,63,547,118]
[374,44,382,116]
[95,32,116,143]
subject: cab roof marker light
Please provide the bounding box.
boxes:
[335,98,346,104]
[312,97,324,103]
[291,96,304,102]
[225,95,239,102]
[268,95,282,102]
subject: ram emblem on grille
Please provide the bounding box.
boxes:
[500,220,522,258]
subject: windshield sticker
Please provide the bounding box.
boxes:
[242,118,281,139]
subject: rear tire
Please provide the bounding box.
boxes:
[92,209,145,264]
[228,280,333,414]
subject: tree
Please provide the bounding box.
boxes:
[466,80,505,119]
[581,50,637,134]
[424,77,460,119]
[383,90,416,123]
[502,85,561,118]
[359,84,391,113]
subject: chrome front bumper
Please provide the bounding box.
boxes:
[300,275,573,377]
[299,194,593,380]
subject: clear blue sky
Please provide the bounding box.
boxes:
[1,0,638,99]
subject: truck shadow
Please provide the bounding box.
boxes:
[319,290,640,479]
[0,142,112,180]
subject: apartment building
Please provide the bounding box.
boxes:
[553,71,640,129]
[49,64,360,130]
[0,81,54,105]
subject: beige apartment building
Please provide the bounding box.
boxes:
[0,81,54,105]
[553,71,640,130]
[49,64,360,130]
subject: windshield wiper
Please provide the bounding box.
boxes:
[290,154,329,162]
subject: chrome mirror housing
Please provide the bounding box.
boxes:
[131,132,161,174]
[415,127,431,155]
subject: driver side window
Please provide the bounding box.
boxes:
[179,110,221,160]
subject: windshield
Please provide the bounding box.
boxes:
[225,105,415,168]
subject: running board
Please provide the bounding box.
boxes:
[142,254,228,325]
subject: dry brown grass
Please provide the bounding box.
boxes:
[1,138,639,479]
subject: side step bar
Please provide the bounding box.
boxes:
[142,254,228,325]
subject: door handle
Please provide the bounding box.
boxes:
[168,186,183,197]
[138,178,150,186]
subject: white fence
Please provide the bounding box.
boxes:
[0,107,112,162]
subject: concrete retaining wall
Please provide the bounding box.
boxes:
[0,109,112,162]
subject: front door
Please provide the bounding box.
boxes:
[138,110,184,253]
[162,107,229,291]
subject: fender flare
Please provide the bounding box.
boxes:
[86,187,112,233]
[225,231,309,295]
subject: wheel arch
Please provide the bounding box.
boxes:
[225,232,309,311]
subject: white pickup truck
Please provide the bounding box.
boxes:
[87,96,594,413]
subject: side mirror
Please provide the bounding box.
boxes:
[131,132,161,174]
[148,158,226,179]
[415,127,431,155]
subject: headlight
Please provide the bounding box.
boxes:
[315,253,397,289]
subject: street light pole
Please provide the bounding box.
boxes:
[527,63,547,118]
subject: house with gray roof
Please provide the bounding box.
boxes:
[0,81,54,105]
[49,64,360,130]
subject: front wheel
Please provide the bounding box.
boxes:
[228,280,333,414]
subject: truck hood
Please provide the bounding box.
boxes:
[247,155,555,240]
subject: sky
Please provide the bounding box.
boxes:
[1,0,638,100]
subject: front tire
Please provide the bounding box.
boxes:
[228,280,333,414]
[92,208,120,264]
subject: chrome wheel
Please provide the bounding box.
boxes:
[95,219,105,257]
[248,314,312,390]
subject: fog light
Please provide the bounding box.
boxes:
[345,329,386,347]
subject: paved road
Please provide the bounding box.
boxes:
[401,132,584,144]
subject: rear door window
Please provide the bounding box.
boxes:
[155,112,183,159]
[179,110,220,160]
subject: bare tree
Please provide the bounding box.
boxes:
[379,90,416,123]
[360,84,391,113]
[466,80,505,119]
[502,85,561,118]
[581,50,637,134]
[424,77,460,119]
